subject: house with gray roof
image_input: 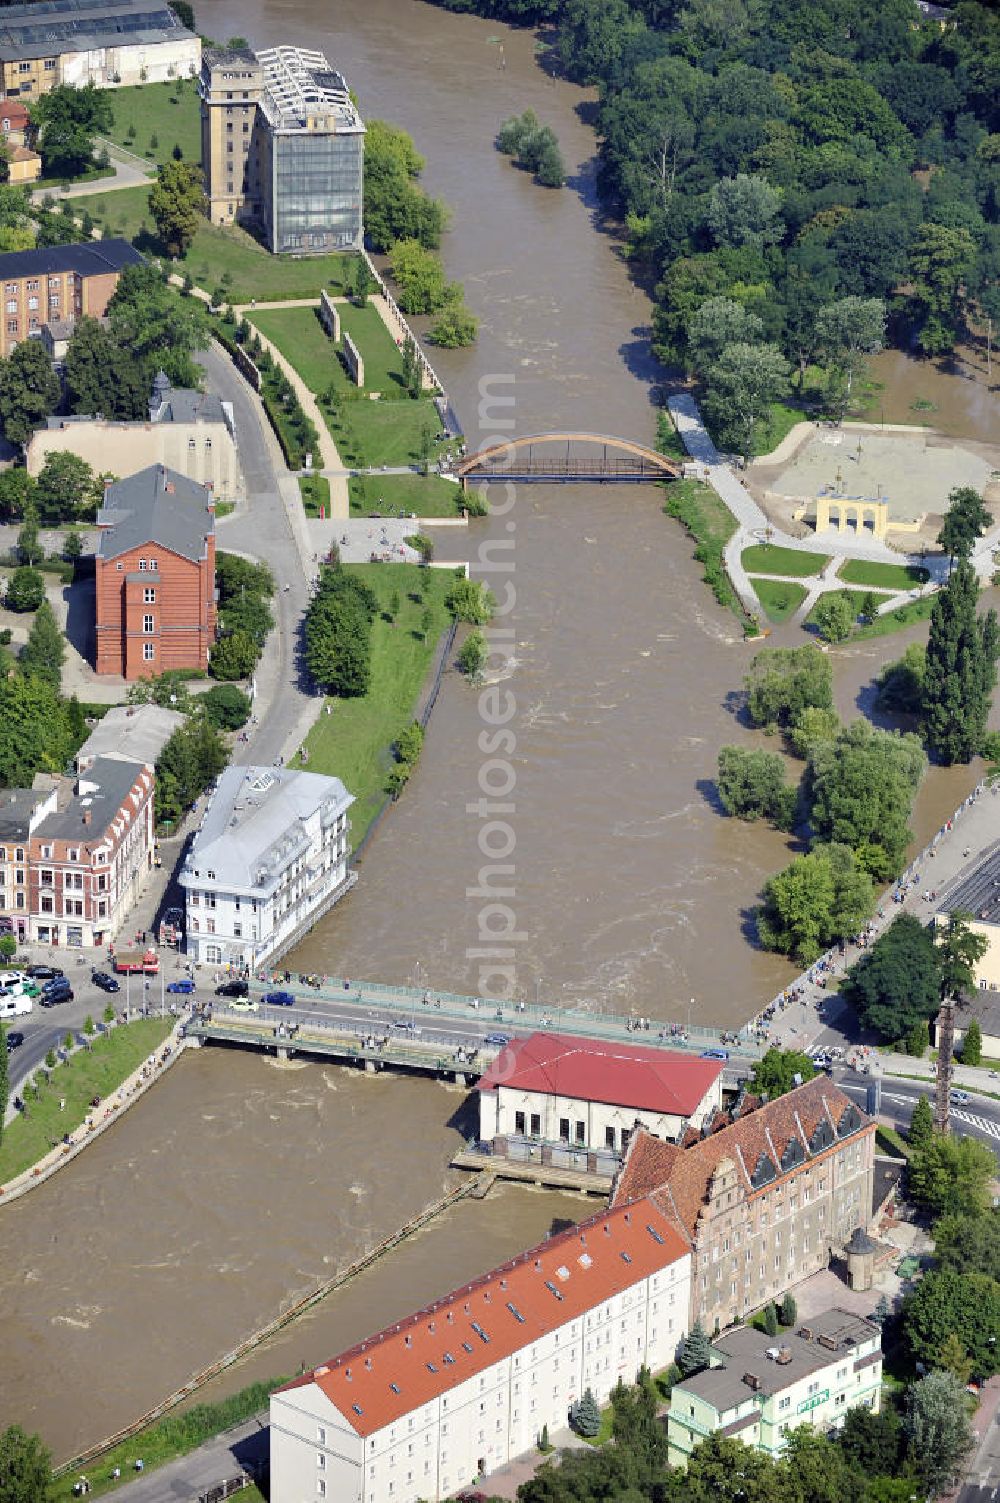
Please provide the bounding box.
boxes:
[179,766,356,970]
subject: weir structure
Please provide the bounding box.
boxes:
[453,433,683,488]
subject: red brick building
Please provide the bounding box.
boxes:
[95,464,217,679]
[27,758,155,948]
[0,238,142,356]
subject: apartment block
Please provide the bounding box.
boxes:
[612,1076,876,1332]
[0,786,58,945]
[0,238,142,358]
[270,1198,691,1503]
[27,758,155,948]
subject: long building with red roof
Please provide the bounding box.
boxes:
[270,1196,692,1503]
[477,1031,724,1154]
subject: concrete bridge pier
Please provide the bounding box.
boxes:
[454,1071,468,1087]
[276,1046,291,1062]
[365,1058,378,1073]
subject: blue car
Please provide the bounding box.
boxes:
[700,1047,729,1061]
[167,978,196,994]
[264,989,295,1007]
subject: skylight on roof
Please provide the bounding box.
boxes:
[462,1341,473,1354]
[556,1265,570,1281]
[352,1404,363,1416]
[471,1321,491,1343]
[620,1251,633,1265]
[390,1383,400,1394]
[507,1301,525,1323]
[647,1223,665,1245]
[579,1253,593,1268]
[443,1352,456,1365]
[426,1362,438,1373]
[544,1280,565,1301]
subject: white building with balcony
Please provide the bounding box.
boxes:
[179,766,354,970]
[269,1197,692,1503]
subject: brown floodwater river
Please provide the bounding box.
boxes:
[1,0,997,1457]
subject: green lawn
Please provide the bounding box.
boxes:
[299,474,331,519]
[740,544,828,577]
[104,77,201,166]
[837,559,930,590]
[349,473,464,518]
[70,186,361,302]
[334,399,446,469]
[805,588,935,639]
[294,564,456,841]
[249,303,409,399]
[750,576,808,622]
[754,400,809,457]
[663,477,750,626]
[0,1018,173,1184]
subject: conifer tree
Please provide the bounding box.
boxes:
[19,600,65,690]
[679,1320,712,1375]
[963,1017,982,1067]
[922,559,999,764]
[572,1388,601,1437]
[908,1093,934,1151]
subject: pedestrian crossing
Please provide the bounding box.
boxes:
[950,1108,1000,1142]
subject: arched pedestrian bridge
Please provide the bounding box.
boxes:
[453,433,683,487]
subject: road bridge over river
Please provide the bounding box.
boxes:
[184,972,759,1078]
[453,433,683,488]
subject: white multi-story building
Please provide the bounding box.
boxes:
[478,1031,725,1152]
[270,1197,692,1503]
[179,766,354,971]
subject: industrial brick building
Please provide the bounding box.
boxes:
[27,757,155,948]
[270,1198,692,1503]
[199,44,364,253]
[0,238,142,358]
[94,464,216,679]
[0,0,200,100]
[612,1076,875,1332]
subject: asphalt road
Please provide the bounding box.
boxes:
[834,1069,1000,1148]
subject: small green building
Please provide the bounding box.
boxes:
[667,1308,882,1467]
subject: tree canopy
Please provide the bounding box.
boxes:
[807,720,926,880]
[841,914,942,1042]
[750,1047,816,1099]
[756,841,874,963]
[921,558,999,765]
[716,745,796,829]
[745,645,833,729]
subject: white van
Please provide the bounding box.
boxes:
[0,970,25,995]
[0,991,32,1018]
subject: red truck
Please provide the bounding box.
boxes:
[112,947,160,975]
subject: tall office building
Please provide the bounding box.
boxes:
[199,43,364,254]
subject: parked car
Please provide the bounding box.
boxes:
[5,1030,24,1049]
[166,978,196,994]
[949,1089,970,1105]
[394,1019,420,1033]
[163,907,184,927]
[263,990,295,1007]
[484,1032,510,1046]
[216,979,249,998]
[701,1047,730,1061]
[229,998,259,1013]
[92,971,120,993]
[25,964,63,981]
[40,979,74,1006]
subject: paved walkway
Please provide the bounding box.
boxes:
[30,144,152,205]
[667,393,991,625]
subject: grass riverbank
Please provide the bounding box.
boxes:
[663,478,750,627]
[0,1017,173,1185]
[52,1378,284,1499]
[294,564,456,841]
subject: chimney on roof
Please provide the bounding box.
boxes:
[345,1369,351,1380]
[604,1224,610,1236]
[535,1259,541,1271]
[624,1211,631,1223]
[429,1321,435,1333]
[500,1279,507,1290]
[404,1335,412,1348]
[364,1358,372,1371]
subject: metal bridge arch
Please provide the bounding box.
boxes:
[454,432,683,484]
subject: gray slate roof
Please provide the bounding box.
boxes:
[33,757,148,843]
[0,238,141,281]
[0,788,43,842]
[152,385,226,425]
[181,766,353,896]
[940,847,1000,928]
[673,1308,878,1414]
[97,464,214,563]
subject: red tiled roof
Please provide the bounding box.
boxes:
[1,102,30,128]
[478,1032,723,1116]
[276,1197,689,1437]
[613,1076,872,1240]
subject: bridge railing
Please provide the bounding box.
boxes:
[246,975,760,1058]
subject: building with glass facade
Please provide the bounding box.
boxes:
[199,43,364,254]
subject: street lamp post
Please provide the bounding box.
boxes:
[125,970,131,1022]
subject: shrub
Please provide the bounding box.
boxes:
[201,683,252,730]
